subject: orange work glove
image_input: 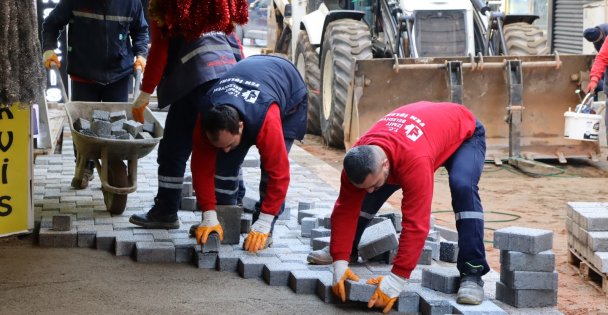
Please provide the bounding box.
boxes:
[331,260,360,302]
[195,210,224,244]
[134,55,146,73]
[131,91,150,123]
[366,273,407,314]
[243,213,274,253]
[43,50,60,69]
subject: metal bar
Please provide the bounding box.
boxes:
[505,60,523,157]
[394,59,561,71]
[446,61,463,104]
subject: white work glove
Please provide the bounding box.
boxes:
[195,210,224,244]
[243,213,274,253]
[131,91,150,123]
[43,49,60,69]
[331,260,360,302]
[366,272,407,313]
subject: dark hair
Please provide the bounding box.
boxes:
[201,105,240,141]
[343,145,381,185]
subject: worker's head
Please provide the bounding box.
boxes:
[584,27,604,43]
[343,145,389,193]
[201,105,243,153]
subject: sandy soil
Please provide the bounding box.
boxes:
[298,134,608,315]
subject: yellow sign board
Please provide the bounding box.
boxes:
[0,105,32,237]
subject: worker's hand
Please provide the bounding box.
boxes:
[331,260,360,302]
[366,273,407,314]
[43,50,60,69]
[134,55,146,73]
[243,213,274,253]
[195,210,224,244]
[131,91,150,123]
[586,81,598,94]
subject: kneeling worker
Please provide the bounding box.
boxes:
[192,55,307,253]
[330,102,490,313]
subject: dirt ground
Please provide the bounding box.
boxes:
[298,134,608,315]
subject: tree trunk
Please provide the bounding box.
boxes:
[0,0,45,107]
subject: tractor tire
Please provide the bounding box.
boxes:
[319,19,372,148]
[103,160,128,215]
[504,22,549,56]
[294,30,321,135]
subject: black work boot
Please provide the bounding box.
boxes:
[457,263,486,305]
[129,198,180,229]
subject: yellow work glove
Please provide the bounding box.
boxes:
[366,272,407,314]
[134,55,146,73]
[132,91,150,123]
[195,210,224,244]
[243,213,274,253]
[331,260,360,302]
[43,50,60,69]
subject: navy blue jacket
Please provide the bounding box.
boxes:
[156,32,243,108]
[42,0,149,84]
[207,55,308,141]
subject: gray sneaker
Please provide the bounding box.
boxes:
[307,246,332,265]
[456,276,484,305]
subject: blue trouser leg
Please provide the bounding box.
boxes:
[155,82,215,214]
[351,184,400,255]
[215,144,251,207]
[71,75,130,102]
[443,120,490,277]
[253,138,295,233]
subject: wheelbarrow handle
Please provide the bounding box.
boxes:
[51,64,69,103]
[133,68,142,100]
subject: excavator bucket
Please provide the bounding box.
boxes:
[345,54,602,162]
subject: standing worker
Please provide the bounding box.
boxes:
[129,0,247,229]
[584,24,608,95]
[329,102,490,313]
[191,55,307,252]
[585,24,608,145]
[42,0,149,189]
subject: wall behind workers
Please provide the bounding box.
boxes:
[552,0,602,54]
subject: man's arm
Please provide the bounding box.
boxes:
[192,115,219,211]
[391,157,434,279]
[129,0,149,58]
[329,171,367,261]
[590,39,608,86]
[41,0,73,51]
[255,104,289,216]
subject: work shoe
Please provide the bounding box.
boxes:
[306,246,359,264]
[456,275,485,305]
[129,198,180,229]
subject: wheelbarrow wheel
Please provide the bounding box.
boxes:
[103,160,128,215]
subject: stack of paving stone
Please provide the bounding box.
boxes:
[493,226,558,308]
[566,202,608,276]
[73,109,155,140]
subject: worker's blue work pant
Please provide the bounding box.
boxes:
[215,139,294,233]
[71,75,130,102]
[155,82,215,214]
[352,120,490,277]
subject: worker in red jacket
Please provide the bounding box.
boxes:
[330,102,489,313]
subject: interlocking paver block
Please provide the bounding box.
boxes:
[135,241,175,263]
[588,231,608,252]
[394,290,420,314]
[115,233,153,256]
[316,273,338,303]
[92,120,112,137]
[52,215,72,231]
[196,251,218,269]
[135,132,153,140]
[238,256,281,278]
[180,196,197,211]
[311,227,331,240]
[111,119,126,132]
[241,213,252,233]
[345,280,376,302]
[495,281,557,308]
[450,300,507,315]
[74,118,90,131]
[181,182,193,197]
[217,250,245,272]
[298,208,332,224]
[109,110,127,122]
[379,212,402,233]
[493,226,553,254]
[301,217,317,237]
[92,110,110,121]
[277,206,291,221]
[38,228,77,247]
[312,236,330,250]
[217,205,243,244]
[500,250,555,272]
[358,219,398,259]
[77,230,96,248]
[417,246,432,265]
[174,239,197,263]
[262,262,308,286]
[500,269,558,290]
[439,241,459,263]
[142,121,155,134]
[289,270,332,294]
[420,298,453,315]
[425,240,440,261]
[421,267,461,294]
[202,233,220,253]
[298,201,315,211]
[123,120,143,137]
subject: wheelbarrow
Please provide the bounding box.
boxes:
[65,101,163,214]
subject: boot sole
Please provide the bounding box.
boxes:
[456,295,483,305]
[129,216,180,229]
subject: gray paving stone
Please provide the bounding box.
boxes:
[288,270,332,294]
[262,262,309,286]
[277,253,308,263]
[180,197,197,211]
[417,246,433,265]
[202,233,221,253]
[77,230,96,248]
[135,241,176,263]
[301,217,317,237]
[310,227,331,240]
[450,300,507,315]
[345,279,375,302]
[297,208,332,224]
[421,267,461,294]
[316,273,339,303]
[52,215,72,231]
[297,201,315,211]
[500,250,555,272]
[181,182,193,197]
[379,212,402,233]
[358,219,398,259]
[495,281,557,308]
[588,231,608,252]
[241,213,252,234]
[394,290,420,314]
[217,250,246,272]
[174,241,196,263]
[195,251,218,269]
[238,256,281,278]
[312,236,331,250]
[420,298,453,315]
[439,241,459,263]
[38,228,77,247]
[493,226,553,254]
[217,205,243,244]
[425,240,440,261]
[499,268,558,290]
[277,206,291,221]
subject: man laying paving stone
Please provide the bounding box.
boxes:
[328,102,490,313]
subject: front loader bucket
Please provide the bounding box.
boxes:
[345,54,602,162]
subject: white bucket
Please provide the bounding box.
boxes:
[564,110,602,142]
